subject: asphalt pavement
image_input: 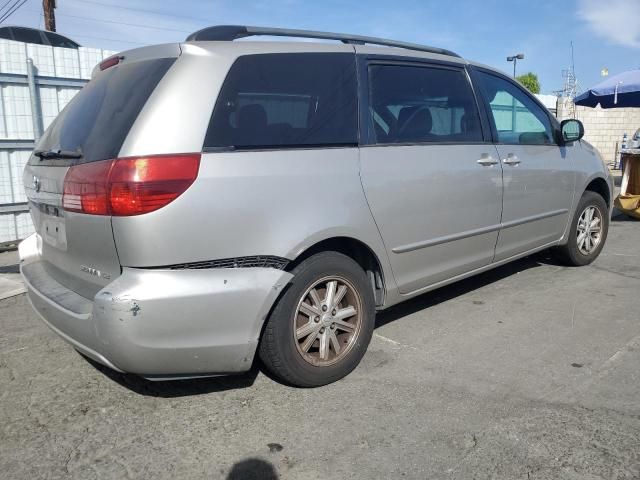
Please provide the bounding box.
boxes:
[1,212,639,479]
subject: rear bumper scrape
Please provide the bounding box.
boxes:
[90,266,293,375]
[20,236,293,377]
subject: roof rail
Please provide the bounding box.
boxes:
[185,25,461,58]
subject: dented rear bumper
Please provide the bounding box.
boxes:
[19,234,292,378]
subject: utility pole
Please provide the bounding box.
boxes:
[43,0,56,32]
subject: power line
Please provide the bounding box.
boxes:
[0,0,20,17]
[63,31,150,47]
[60,12,190,33]
[0,0,22,22]
[0,0,18,17]
[0,0,28,23]
[0,0,159,47]
[70,0,211,24]
[0,0,29,24]
[25,9,191,33]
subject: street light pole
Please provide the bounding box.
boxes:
[507,53,524,78]
[506,53,524,133]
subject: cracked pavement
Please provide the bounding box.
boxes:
[1,213,639,479]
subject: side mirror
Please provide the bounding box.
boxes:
[560,119,584,144]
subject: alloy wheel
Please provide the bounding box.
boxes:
[293,276,363,367]
[576,205,603,255]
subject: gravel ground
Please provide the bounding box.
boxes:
[1,213,639,480]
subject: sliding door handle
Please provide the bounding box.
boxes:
[503,154,521,166]
[477,154,498,166]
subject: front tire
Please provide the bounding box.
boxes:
[555,191,609,266]
[259,252,375,387]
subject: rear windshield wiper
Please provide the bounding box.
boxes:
[33,149,83,160]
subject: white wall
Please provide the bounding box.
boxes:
[0,38,117,243]
[557,97,640,166]
[535,94,558,114]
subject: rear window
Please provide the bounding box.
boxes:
[32,57,175,164]
[204,53,358,150]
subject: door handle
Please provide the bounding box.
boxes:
[477,154,498,167]
[503,154,521,166]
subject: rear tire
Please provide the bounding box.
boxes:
[554,191,609,266]
[259,251,375,387]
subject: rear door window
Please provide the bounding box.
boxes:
[367,64,483,144]
[204,53,358,149]
[32,57,175,164]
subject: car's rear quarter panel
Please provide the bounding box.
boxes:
[112,149,392,275]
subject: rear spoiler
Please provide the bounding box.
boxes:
[91,43,182,79]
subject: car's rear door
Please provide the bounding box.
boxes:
[23,48,179,299]
[357,54,503,295]
[471,68,576,261]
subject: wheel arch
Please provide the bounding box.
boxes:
[583,176,611,209]
[560,173,612,245]
[285,236,388,307]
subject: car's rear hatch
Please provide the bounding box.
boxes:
[23,45,180,299]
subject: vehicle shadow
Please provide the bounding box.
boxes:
[81,354,260,398]
[83,251,560,395]
[0,264,20,273]
[376,251,555,328]
[611,212,638,222]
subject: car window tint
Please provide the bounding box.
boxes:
[33,58,175,165]
[367,64,483,144]
[475,71,554,145]
[205,53,358,149]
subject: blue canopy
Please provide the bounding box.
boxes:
[574,69,640,108]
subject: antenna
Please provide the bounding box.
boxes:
[559,41,581,118]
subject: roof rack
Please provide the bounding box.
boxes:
[185,25,461,58]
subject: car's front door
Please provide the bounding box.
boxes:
[473,69,576,261]
[358,59,503,295]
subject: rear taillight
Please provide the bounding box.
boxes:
[62,154,200,216]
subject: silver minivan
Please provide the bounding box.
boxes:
[20,26,613,387]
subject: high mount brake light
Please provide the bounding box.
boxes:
[99,55,124,71]
[62,154,200,216]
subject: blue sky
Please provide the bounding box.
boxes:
[5,0,640,94]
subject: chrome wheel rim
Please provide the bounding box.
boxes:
[576,205,603,255]
[293,276,363,367]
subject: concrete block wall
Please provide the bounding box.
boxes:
[557,97,640,165]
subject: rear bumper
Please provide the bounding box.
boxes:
[20,234,292,378]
